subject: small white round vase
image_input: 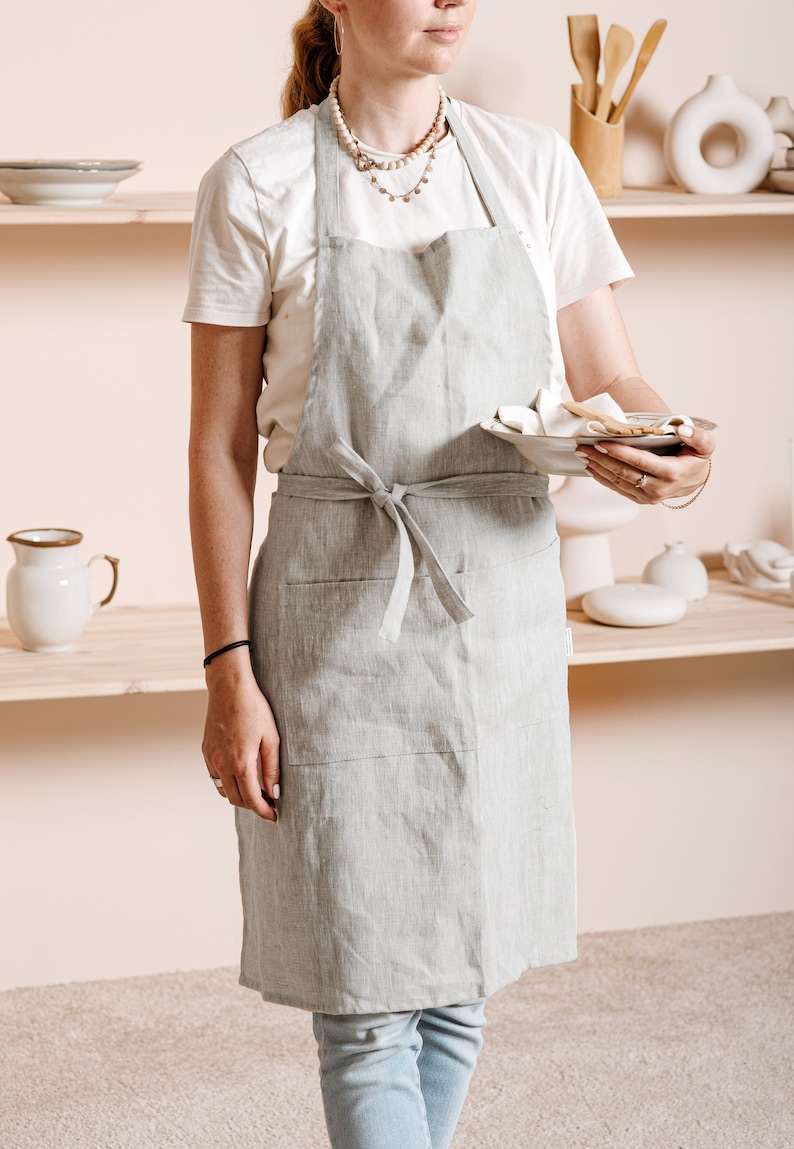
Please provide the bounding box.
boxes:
[642,541,709,602]
[664,74,775,194]
[581,583,688,628]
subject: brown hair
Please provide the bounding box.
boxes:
[281,1,340,120]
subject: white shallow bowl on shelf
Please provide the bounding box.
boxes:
[480,413,716,476]
[0,158,142,171]
[0,163,142,206]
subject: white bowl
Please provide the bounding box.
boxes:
[0,165,141,206]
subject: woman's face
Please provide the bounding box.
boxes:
[325,0,477,81]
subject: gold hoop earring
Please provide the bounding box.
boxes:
[334,15,344,56]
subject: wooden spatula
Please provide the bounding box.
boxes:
[567,14,600,114]
[608,19,668,125]
[595,24,634,121]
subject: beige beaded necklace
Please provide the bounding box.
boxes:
[329,75,447,204]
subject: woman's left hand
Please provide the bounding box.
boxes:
[575,423,716,505]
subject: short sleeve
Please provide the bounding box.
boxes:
[181,149,272,326]
[546,132,633,310]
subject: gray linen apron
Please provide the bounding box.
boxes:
[239,99,576,1014]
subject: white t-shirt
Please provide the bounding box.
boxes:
[183,99,633,473]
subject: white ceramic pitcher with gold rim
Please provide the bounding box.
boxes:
[6,528,119,652]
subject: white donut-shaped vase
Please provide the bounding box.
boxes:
[664,74,775,195]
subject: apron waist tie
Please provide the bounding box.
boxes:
[278,438,549,643]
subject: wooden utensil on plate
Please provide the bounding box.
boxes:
[595,24,635,121]
[567,14,600,114]
[562,401,668,435]
[608,19,668,125]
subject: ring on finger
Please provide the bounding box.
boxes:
[634,474,648,489]
[208,774,224,790]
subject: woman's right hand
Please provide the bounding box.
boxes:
[202,651,280,823]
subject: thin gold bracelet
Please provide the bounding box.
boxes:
[661,456,712,510]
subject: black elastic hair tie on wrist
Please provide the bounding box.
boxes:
[203,639,252,668]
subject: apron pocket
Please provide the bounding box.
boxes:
[459,535,570,744]
[273,536,568,767]
[276,576,476,765]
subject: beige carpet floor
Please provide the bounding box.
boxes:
[1,914,792,1148]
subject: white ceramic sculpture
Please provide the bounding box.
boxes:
[581,583,688,628]
[642,541,709,601]
[723,539,794,593]
[6,528,119,652]
[550,476,639,608]
[664,74,775,194]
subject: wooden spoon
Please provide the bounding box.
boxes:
[567,14,600,114]
[595,24,635,121]
[608,19,668,125]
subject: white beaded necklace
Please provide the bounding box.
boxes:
[329,75,447,204]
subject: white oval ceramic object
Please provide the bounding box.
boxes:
[664,75,775,194]
[6,528,119,652]
[642,541,709,602]
[581,583,687,628]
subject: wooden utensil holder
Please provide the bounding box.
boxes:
[570,85,625,198]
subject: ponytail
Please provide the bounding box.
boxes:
[281,1,340,120]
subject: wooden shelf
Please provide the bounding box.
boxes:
[0,192,195,225]
[568,572,794,666]
[0,574,792,702]
[601,186,794,219]
[1,188,792,227]
[0,605,205,702]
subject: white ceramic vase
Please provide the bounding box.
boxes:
[642,540,708,602]
[6,528,119,652]
[664,74,775,194]
[551,477,639,608]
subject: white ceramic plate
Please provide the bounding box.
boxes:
[481,413,717,476]
[0,166,142,206]
[0,159,142,171]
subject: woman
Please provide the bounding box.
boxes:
[185,2,715,1145]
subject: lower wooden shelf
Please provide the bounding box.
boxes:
[567,572,794,666]
[0,573,792,702]
[0,605,205,702]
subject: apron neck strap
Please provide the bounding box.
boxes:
[316,98,341,238]
[443,102,512,228]
[314,94,514,235]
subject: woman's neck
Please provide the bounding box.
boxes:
[334,72,443,154]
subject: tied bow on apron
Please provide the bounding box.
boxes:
[278,438,548,643]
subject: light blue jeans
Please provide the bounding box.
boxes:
[312,1000,487,1149]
